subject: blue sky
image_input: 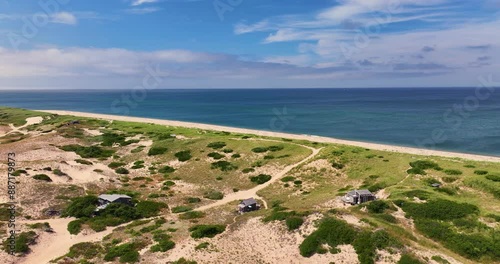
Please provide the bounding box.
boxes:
[0,0,499,89]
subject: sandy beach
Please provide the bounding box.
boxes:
[39,110,500,163]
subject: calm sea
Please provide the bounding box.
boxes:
[1,88,499,157]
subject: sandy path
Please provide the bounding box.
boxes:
[18,218,117,264]
[0,117,43,137]
[39,110,500,163]
[195,146,321,212]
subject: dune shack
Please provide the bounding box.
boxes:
[238,198,260,213]
[341,189,376,205]
[95,194,132,212]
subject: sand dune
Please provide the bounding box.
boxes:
[40,110,500,163]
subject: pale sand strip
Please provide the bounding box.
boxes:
[40,110,500,163]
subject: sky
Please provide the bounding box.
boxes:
[0,0,499,89]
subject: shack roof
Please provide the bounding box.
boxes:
[240,198,257,206]
[98,194,131,202]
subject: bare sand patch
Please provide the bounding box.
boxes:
[159,217,359,264]
[83,128,102,136]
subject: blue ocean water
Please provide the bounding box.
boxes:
[0,88,499,156]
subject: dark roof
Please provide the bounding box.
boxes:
[356,189,373,195]
[98,194,132,202]
[346,189,373,196]
[240,198,257,206]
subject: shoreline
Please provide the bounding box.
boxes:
[39,110,500,163]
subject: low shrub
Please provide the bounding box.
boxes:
[151,240,175,252]
[172,206,192,213]
[175,150,192,162]
[242,168,255,174]
[285,217,304,230]
[158,166,175,174]
[108,162,126,169]
[486,174,500,182]
[331,162,345,169]
[75,159,93,165]
[268,145,284,152]
[207,152,225,159]
[407,160,441,175]
[60,144,115,159]
[464,164,476,168]
[281,176,295,182]
[231,153,241,158]
[63,195,98,218]
[404,190,430,200]
[172,258,197,264]
[195,242,209,250]
[103,243,140,263]
[32,174,52,182]
[366,200,390,214]
[68,219,84,235]
[148,146,168,156]
[115,168,130,175]
[250,174,272,184]
[210,161,237,171]
[203,190,224,200]
[222,148,233,153]
[2,231,37,254]
[299,218,356,257]
[374,213,397,223]
[67,242,102,259]
[444,169,462,175]
[398,254,423,264]
[251,147,269,153]
[474,170,488,175]
[207,142,226,149]
[186,197,201,203]
[136,201,167,217]
[434,187,457,195]
[189,225,226,238]
[401,199,478,220]
[442,177,459,183]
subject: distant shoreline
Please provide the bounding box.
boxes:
[39,110,500,163]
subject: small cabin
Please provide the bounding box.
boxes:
[95,194,132,212]
[341,189,376,205]
[238,198,260,213]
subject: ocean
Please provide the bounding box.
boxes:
[1,88,499,157]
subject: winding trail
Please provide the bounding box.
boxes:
[196,145,322,212]
[0,117,43,137]
[18,217,135,264]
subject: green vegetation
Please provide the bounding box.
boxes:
[486,174,500,182]
[171,258,197,264]
[242,168,255,173]
[63,195,98,218]
[398,254,423,264]
[158,166,175,173]
[32,174,52,182]
[148,146,168,156]
[68,219,84,235]
[101,132,138,147]
[211,161,237,171]
[66,242,103,259]
[115,167,130,175]
[207,141,226,149]
[203,190,224,200]
[251,147,268,153]
[104,242,141,263]
[172,206,192,213]
[407,160,441,175]
[285,217,304,231]
[189,224,226,238]
[179,211,205,220]
[175,150,192,162]
[208,152,225,159]
[186,197,201,203]
[331,162,345,169]
[250,174,272,184]
[75,159,93,165]
[366,200,390,214]
[60,144,115,158]
[195,242,210,250]
[444,169,462,175]
[400,199,478,220]
[2,231,37,254]
[10,169,27,176]
[151,240,175,253]
[474,170,488,175]
[131,160,145,169]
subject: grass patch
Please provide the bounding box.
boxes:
[32,174,52,182]
[189,225,226,238]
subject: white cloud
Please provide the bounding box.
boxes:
[51,12,78,25]
[125,7,161,14]
[131,0,159,6]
